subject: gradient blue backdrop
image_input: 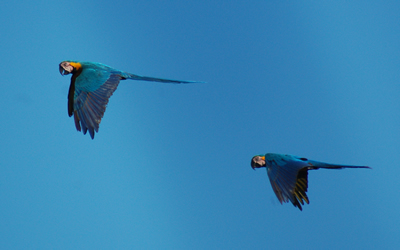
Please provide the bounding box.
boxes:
[0,1,399,249]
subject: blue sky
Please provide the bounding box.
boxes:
[1,1,399,249]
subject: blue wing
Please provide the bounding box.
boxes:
[264,153,370,210]
[70,66,121,139]
[265,154,312,210]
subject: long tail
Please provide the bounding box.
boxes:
[308,160,371,170]
[124,72,203,84]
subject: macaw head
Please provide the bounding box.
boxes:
[251,155,266,170]
[59,61,82,75]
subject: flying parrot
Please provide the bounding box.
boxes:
[251,153,371,211]
[59,61,201,139]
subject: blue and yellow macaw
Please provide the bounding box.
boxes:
[251,153,370,211]
[59,61,200,139]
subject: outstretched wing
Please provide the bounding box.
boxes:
[70,73,121,139]
[265,154,311,211]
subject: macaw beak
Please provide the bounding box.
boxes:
[59,66,66,76]
[251,155,266,170]
[59,62,73,76]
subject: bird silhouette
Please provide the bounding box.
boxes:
[251,153,371,210]
[59,61,201,139]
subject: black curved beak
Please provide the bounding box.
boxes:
[59,66,66,76]
[251,162,256,170]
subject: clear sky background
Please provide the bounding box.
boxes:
[0,1,399,249]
